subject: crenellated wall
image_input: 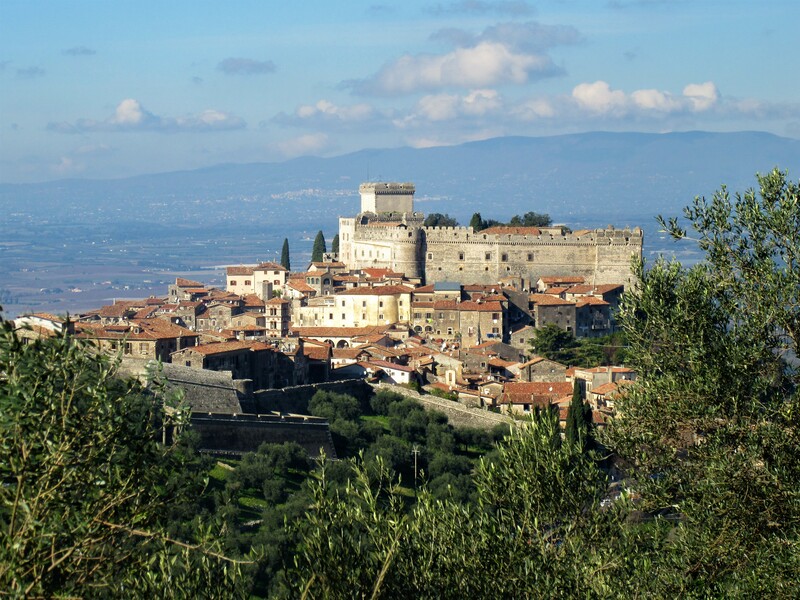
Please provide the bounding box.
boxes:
[340,218,642,286]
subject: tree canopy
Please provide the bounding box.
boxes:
[0,318,245,597]
[423,213,459,227]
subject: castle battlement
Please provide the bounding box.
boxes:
[339,182,643,287]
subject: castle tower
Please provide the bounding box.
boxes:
[359,182,415,214]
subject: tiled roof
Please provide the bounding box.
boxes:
[265,297,290,304]
[255,261,287,272]
[366,359,415,373]
[576,297,610,307]
[566,283,624,295]
[291,325,390,338]
[529,294,575,306]
[78,319,198,341]
[480,226,542,236]
[337,285,413,296]
[241,294,266,307]
[226,266,255,276]
[362,267,404,278]
[175,277,205,288]
[288,281,316,293]
[539,276,585,285]
[180,340,265,355]
[499,381,573,405]
[27,312,65,323]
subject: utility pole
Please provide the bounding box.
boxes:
[412,444,420,496]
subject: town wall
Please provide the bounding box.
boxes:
[370,383,513,431]
[190,413,337,458]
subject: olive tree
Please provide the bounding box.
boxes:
[0,318,247,597]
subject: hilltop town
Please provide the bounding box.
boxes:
[13,182,642,453]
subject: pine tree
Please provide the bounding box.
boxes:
[280,238,291,271]
[311,231,326,263]
[331,234,339,255]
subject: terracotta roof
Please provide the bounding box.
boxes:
[362,267,405,278]
[265,297,290,305]
[499,381,573,405]
[255,261,287,272]
[226,266,255,276]
[337,285,413,296]
[78,319,198,341]
[566,283,624,295]
[576,297,610,307]
[241,294,266,307]
[175,277,205,288]
[288,281,316,293]
[366,359,415,373]
[291,325,390,338]
[480,226,542,236]
[590,381,630,396]
[27,312,65,323]
[179,340,267,355]
[488,357,516,368]
[539,276,584,285]
[529,294,575,306]
[311,261,346,268]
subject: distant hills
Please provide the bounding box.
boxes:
[2,130,799,318]
[3,130,799,230]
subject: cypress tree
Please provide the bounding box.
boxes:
[311,231,326,263]
[565,379,591,449]
[280,238,291,271]
[331,234,339,255]
[469,212,484,231]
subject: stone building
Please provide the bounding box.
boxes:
[339,182,643,288]
[295,285,413,329]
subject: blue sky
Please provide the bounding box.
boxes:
[1,0,798,183]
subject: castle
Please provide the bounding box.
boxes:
[339,182,643,287]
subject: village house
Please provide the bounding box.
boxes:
[497,381,573,415]
[295,285,413,329]
[225,262,288,299]
[512,356,568,382]
[528,294,576,333]
[77,319,198,362]
[171,340,282,391]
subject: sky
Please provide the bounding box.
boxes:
[1,0,798,183]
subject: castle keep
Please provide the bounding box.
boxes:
[339,182,643,287]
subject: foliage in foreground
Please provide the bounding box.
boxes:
[0,320,246,598]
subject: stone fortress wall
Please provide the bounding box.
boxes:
[339,182,643,287]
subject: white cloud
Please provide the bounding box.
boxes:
[296,100,374,122]
[47,99,246,133]
[683,82,719,112]
[572,81,628,114]
[571,81,720,116]
[349,21,576,96]
[409,89,501,122]
[354,41,556,95]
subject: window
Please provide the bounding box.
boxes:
[501,253,508,262]
[230,280,237,286]
[379,301,384,308]
[492,327,499,334]
[527,253,534,261]
[485,252,491,260]
[342,313,346,320]
[426,312,432,319]
[341,301,346,307]
[427,253,433,260]
[245,280,251,285]
[492,313,499,320]
[439,312,444,319]
[362,313,366,320]
[447,327,453,335]
[459,252,464,260]
[362,301,367,307]
[329,313,333,320]
[379,314,384,320]
[414,312,422,319]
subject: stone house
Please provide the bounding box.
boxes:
[171,340,278,391]
[295,285,413,329]
[497,381,573,415]
[575,296,613,337]
[78,319,198,362]
[528,294,577,334]
[264,297,291,337]
[512,356,568,382]
[571,365,637,397]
